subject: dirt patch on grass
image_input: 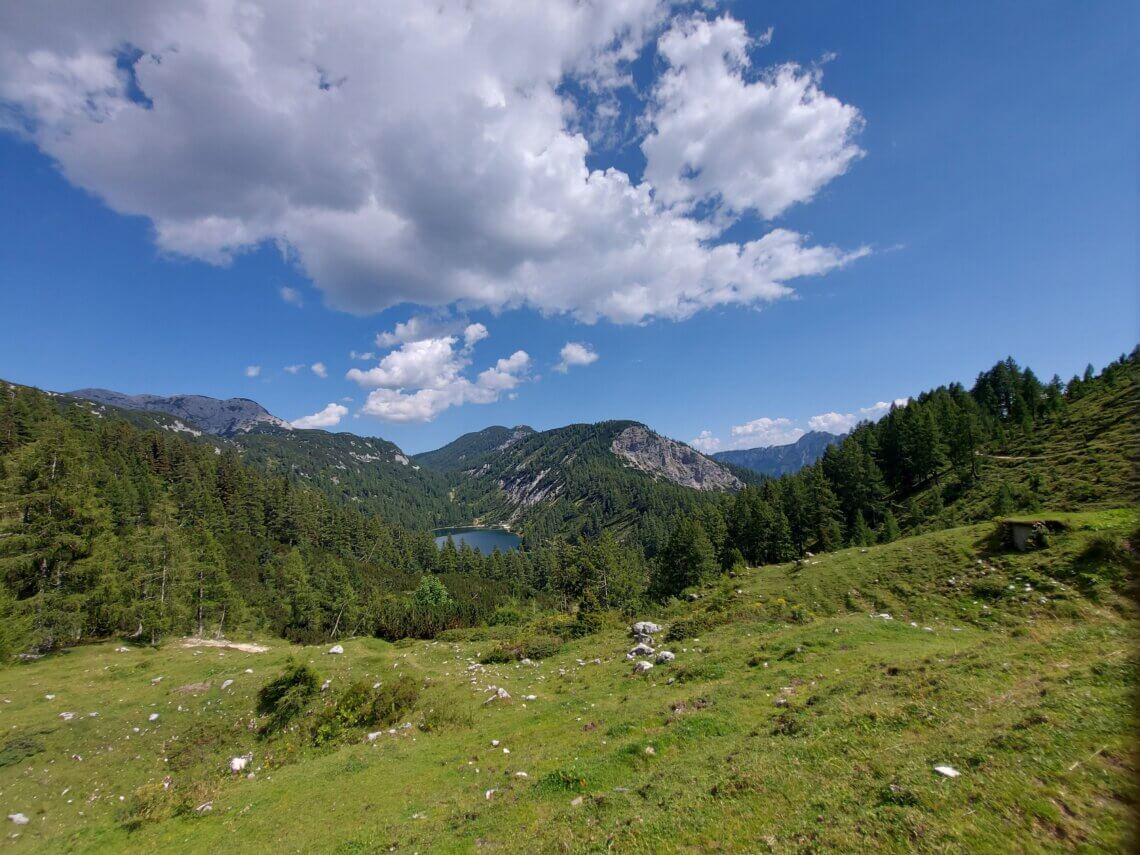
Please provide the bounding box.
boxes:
[179,638,269,653]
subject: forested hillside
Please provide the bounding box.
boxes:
[646,349,1137,598]
[0,384,645,655]
[67,390,462,531]
[417,420,743,550]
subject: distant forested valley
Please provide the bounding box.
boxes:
[0,349,1135,657]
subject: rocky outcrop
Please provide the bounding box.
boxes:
[611,425,742,491]
[70,389,291,436]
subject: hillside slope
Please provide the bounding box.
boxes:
[417,420,742,547]
[1,509,1133,852]
[64,388,462,530]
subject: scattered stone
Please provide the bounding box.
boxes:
[45,694,56,700]
[644,746,656,756]
[631,621,662,637]
[8,813,29,825]
[934,765,960,778]
[483,687,511,704]
[327,644,344,655]
[570,796,584,807]
[321,680,332,692]
[484,789,496,800]
[632,660,654,674]
[629,642,655,657]
[655,651,675,664]
[774,697,788,707]
[148,713,160,722]
[195,802,213,814]
[151,676,163,684]
[221,679,234,690]
[114,646,131,653]
[514,771,528,778]
[59,711,75,721]
[524,694,537,701]
[366,732,382,742]
[491,740,500,747]
[229,755,251,773]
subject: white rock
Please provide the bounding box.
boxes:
[229,755,251,773]
[655,651,675,664]
[632,660,654,674]
[148,713,160,722]
[631,621,662,637]
[320,680,332,692]
[327,644,344,655]
[44,694,55,700]
[483,687,510,704]
[366,731,382,742]
[8,813,29,825]
[151,676,163,684]
[244,668,253,674]
[629,642,655,657]
[484,789,496,800]
[221,680,234,690]
[114,646,131,653]
[491,739,500,747]
[59,711,75,721]
[514,771,528,778]
[934,765,960,778]
[524,694,537,701]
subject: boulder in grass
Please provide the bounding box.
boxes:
[631,622,662,637]
[327,644,344,655]
[655,651,675,664]
[632,660,654,674]
[629,642,655,657]
[229,754,251,773]
[8,813,29,826]
[934,765,960,778]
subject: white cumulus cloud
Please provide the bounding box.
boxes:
[291,402,348,429]
[731,416,805,447]
[0,2,866,324]
[284,364,304,374]
[690,430,721,453]
[807,398,908,433]
[555,341,599,373]
[244,365,261,378]
[348,327,529,422]
[310,362,328,378]
[280,286,303,306]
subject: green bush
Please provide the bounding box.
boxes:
[257,661,320,733]
[313,675,421,744]
[482,633,563,663]
[665,614,715,642]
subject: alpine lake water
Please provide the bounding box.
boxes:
[433,526,522,553]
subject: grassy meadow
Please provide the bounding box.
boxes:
[1,509,1135,852]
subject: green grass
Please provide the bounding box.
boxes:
[1,510,1135,852]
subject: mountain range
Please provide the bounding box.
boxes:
[712,430,843,477]
[62,388,759,543]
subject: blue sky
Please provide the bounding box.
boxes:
[0,1,1135,453]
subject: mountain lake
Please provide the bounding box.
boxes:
[433,526,521,553]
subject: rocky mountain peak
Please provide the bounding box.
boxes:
[69,388,292,437]
[610,424,742,491]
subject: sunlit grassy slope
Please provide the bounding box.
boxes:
[1,510,1135,853]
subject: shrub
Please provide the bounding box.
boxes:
[665,614,715,642]
[313,675,421,744]
[481,633,562,663]
[487,604,526,626]
[257,661,320,733]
